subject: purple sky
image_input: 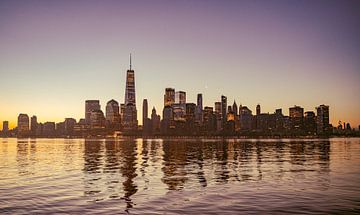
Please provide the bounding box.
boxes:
[0,0,360,128]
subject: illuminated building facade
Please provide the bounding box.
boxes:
[123,54,138,131]
[316,104,330,135]
[85,100,100,124]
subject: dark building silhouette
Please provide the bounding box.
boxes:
[161,105,174,134]
[2,121,9,132]
[289,105,304,132]
[275,108,284,132]
[232,100,238,116]
[151,107,161,134]
[203,106,216,133]
[85,100,100,125]
[17,113,29,136]
[56,122,65,136]
[30,115,38,136]
[304,111,316,134]
[221,95,227,128]
[123,54,138,131]
[256,104,261,116]
[90,110,106,129]
[215,101,222,132]
[142,99,152,134]
[64,118,77,135]
[106,99,121,129]
[239,106,252,131]
[316,104,330,135]
[185,103,196,133]
[142,99,148,126]
[195,93,203,124]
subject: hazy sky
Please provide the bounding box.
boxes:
[1,0,360,129]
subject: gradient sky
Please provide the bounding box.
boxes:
[1,0,360,129]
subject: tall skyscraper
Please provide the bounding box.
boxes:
[143,99,148,125]
[304,111,316,134]
[90,110,106,129]
[221,95,227,127]
[173,91,186,122]
[30,115,38,135]
[316,104,330,134]
[151,107,161,133]
[233,100,238,116]
[175,91,186,104]
[106,99,121,129]
[239,106,253,131]
[215,101,222,131]
[289,105,304,131]
[17,113,29,135]
[125,54,136,106]
[123,54,138,131]
[2,121,9,132]
[195,93,203,124]
[85,100,100,124]
[164,88,175,107]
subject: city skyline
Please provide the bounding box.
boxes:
[1,0,360,129]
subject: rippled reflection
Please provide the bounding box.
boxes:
[81,139,333,199]
[1,138,359,214]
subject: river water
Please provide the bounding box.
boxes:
[0,138,359,214]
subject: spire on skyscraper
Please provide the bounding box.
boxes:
[130,53,132,70]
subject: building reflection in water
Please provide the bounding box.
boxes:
[82,138,331,211]
[161,140,188,190]
[83,139,138,211]
[17,138,30,176]
[118,139,138,210]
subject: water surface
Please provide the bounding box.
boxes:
[0,138,359,214]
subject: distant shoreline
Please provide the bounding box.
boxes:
[2,135,359,140]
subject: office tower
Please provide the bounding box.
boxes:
[215,102,222,131]
[239,106,253,131]
[185,103,196,123]
[143,99,148,125]
[90,110,106,129]
[289,105,304,131]
[123,54,138,131]
[233,101,238,116]
[316,104,330,134]
[85,100,100,124]
[161,105,174,134]
[2,121,9,132]
[175,91,186,104]
[106,99,121,129]
[215,102,221,114]
[151,107,161,133]
[203,106,216,132]
[30,115,38,135]
[142,99,151,134]
[195,93,203,124]
[275,108,284,132]
[304,111,316,134]
[173,103,186,121]
[164,88,175,107]
[17,113,29,135]
[221,95,227,127]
